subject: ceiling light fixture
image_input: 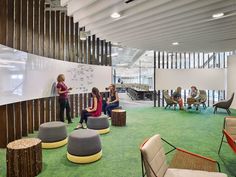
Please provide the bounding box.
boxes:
[110,12,121,19]
[172,42,179,46]
[212,12,224,19]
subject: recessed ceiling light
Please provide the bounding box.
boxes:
[110,12,121,19]
[172,42,179,46]
[212,12,224,19]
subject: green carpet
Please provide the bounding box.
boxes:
[0,107,236,177]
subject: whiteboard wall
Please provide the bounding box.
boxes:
[0,44,112,105]
[227,55,236,109]
[156,68,226,90]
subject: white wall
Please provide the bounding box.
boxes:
[156,68,226,90]
[0,45,112,105]
[227,55,236,109]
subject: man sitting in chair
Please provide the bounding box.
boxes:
[187,86,200,110]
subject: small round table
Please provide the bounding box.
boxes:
[6,138,42,177]
[111,109,126,126]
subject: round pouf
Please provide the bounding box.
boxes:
[38,121,67,149]
[111,109,126,126]
[67,129,102,164]
[87,115,110,134]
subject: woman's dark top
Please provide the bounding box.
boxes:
[110,91,119,103]
[172,92,181,99]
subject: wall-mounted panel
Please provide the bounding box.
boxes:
[156,68,226,90]
[227,55,236,109]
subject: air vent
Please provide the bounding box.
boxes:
[125,0,135,3]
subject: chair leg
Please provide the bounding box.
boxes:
[165,105,168,109]
[213,107,217,114]
[226,109,231,115]
[218,133,224,154]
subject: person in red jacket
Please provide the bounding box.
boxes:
[75,87,102,129]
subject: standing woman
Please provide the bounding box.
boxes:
[75,87,102,129]
[103,84,119,117]
[57,74,73,124]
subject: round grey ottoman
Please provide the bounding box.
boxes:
[38,121,67,149]
[87,115,110,134]
[67,129,102,164]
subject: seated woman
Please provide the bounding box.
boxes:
[103,84,119,117]
[187,86,200,109]
[172,87,184,110]
[75,87,102,129]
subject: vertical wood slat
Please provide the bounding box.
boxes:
[56,97,60,121]
[50,11,55,58]
[27,100,34,133]
[109,41,112,66]
[28,0,33,53]
[59,12,65,60]
[45,98,50,122]
[70,95,75,118]
[21,0,27,51]
[69,17,74,62]
[75,22,79,63]
[79,94,83,115]
[65,16,69,61]
[14,0,21,49]
[7,104,15,143]
[0,0,7,45]
[21,101,28,137]
[44,5,50,57]
[105,41,108,66]
[51,97,56,121]
[92,35,96,64]
[83,93,87,109]
[97,38,100,65]
[33,0,39,54]
[101,40,104,65]
[55,11,60,59]
[79,28,83,63]
[39,0,44,55]
[6,0,14,47]
[40,98,45,124]
[14,102,22,139]
[34,99,40,130]
[88,36,91,64]
[0,105,7,148]
[75,94,79,117]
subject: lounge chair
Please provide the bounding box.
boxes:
[140,134,227,177]
[213,93,234,115]
[163,90,177,110]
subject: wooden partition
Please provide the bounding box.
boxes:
[0,0,112,148]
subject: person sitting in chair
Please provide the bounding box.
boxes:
[187,86,200,109]
[171,87,184,110]
[103,84,119,117]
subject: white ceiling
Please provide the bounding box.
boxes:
[61,0,236,52]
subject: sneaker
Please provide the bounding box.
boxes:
[82,123,87,129]
[74,123,82,130]
[187,106,192,109]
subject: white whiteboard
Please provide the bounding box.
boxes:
[0,44,112,105]
[156,68,226,90]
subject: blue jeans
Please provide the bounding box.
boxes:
[103,102,119,117]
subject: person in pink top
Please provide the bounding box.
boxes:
[75,87,102,129]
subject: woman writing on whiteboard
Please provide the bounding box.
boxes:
[57,74,73,124]
[75,87,102,129]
